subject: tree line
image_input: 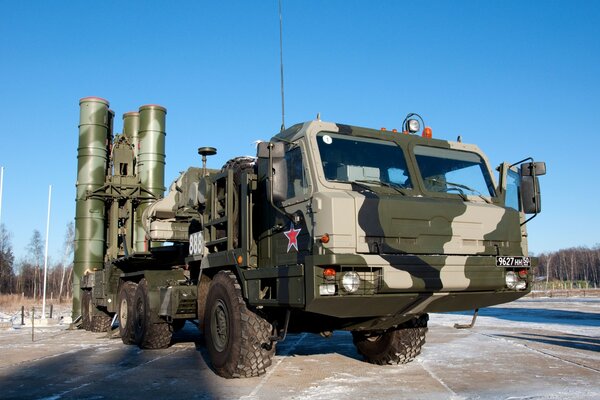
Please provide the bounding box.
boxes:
[535,245,600,289]
[0,222,74,302]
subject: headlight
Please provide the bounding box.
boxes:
[342,272,360,293]
[505,271,518,289]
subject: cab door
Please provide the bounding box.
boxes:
[255,142,313,268]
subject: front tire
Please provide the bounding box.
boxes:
[204,270,275,378]
[133,278,172,349]
[352,314,429,365]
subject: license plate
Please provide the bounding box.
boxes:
[496,256,531,267]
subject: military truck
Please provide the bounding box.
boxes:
[74,97,545,378]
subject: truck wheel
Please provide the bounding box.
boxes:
[90,313,112,333]
[204,270,274,378]
[352,314,429,365]
[118,281,138,344]
[133,278,173,349]
[81,290,91,331]
[221,157,256,248]
[81,289,111,332]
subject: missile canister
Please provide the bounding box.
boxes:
[122,111,140,163]
[73,97,110,318]
[134,104,166,252]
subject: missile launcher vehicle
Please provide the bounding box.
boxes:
[74,97,546,378]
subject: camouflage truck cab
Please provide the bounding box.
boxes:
[253,120,536,333]
[74,99,545,378]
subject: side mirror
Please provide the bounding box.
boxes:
[271,155,287,203]
[521,161,546,177]
[257,141,285,159]
[521,175,541,214]
[258,141,287,203]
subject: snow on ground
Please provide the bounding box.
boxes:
[0,297,598,400]
[431,297,600,337]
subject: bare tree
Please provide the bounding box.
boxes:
[536,245,600,289]
[58,222,74,302]
[27,230,44,301]
[0,224,16,294]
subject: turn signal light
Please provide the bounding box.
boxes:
[323,268,336,279]
[320,233,330,244]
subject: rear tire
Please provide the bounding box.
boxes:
[204,270,274,378]
[352,314,428,365]
[90,313,112,333]
[133,278,172,349]
[81,290,91,331]
[82,289,111,332]
[119,281,138,344]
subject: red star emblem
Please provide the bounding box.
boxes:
[284,224,301,252]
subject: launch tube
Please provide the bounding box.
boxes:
[135,104,166,252]
[122,111,140,162]
[73,97,110,319]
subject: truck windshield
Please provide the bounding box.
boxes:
[414,146,496,197]
[316,132,412,188]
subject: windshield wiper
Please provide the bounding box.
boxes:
[327,179,375,194]
[354,180,407,196]
[444,181,492,204]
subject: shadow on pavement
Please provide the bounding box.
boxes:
[277,332,363,361]
[0,325,218,400]
[493,332,600,353]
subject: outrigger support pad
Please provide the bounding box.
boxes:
[454,308,479,329]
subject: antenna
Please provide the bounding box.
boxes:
[278,0,286,132]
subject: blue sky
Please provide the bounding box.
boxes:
[1,1,599,263]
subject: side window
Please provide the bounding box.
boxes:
[285,147,308,199]
[506,169,521,211]
[387,167,411,188]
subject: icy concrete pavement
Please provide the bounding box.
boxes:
[0,298,598,399]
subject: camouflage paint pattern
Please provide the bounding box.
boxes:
[73,97,110,318]
[254,120,535,328]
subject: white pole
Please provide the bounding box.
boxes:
[0,166,4,224]
[42,185,52,321]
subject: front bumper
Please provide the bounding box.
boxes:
[304,254,532,318]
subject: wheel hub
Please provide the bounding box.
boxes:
[212,299,229,352]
